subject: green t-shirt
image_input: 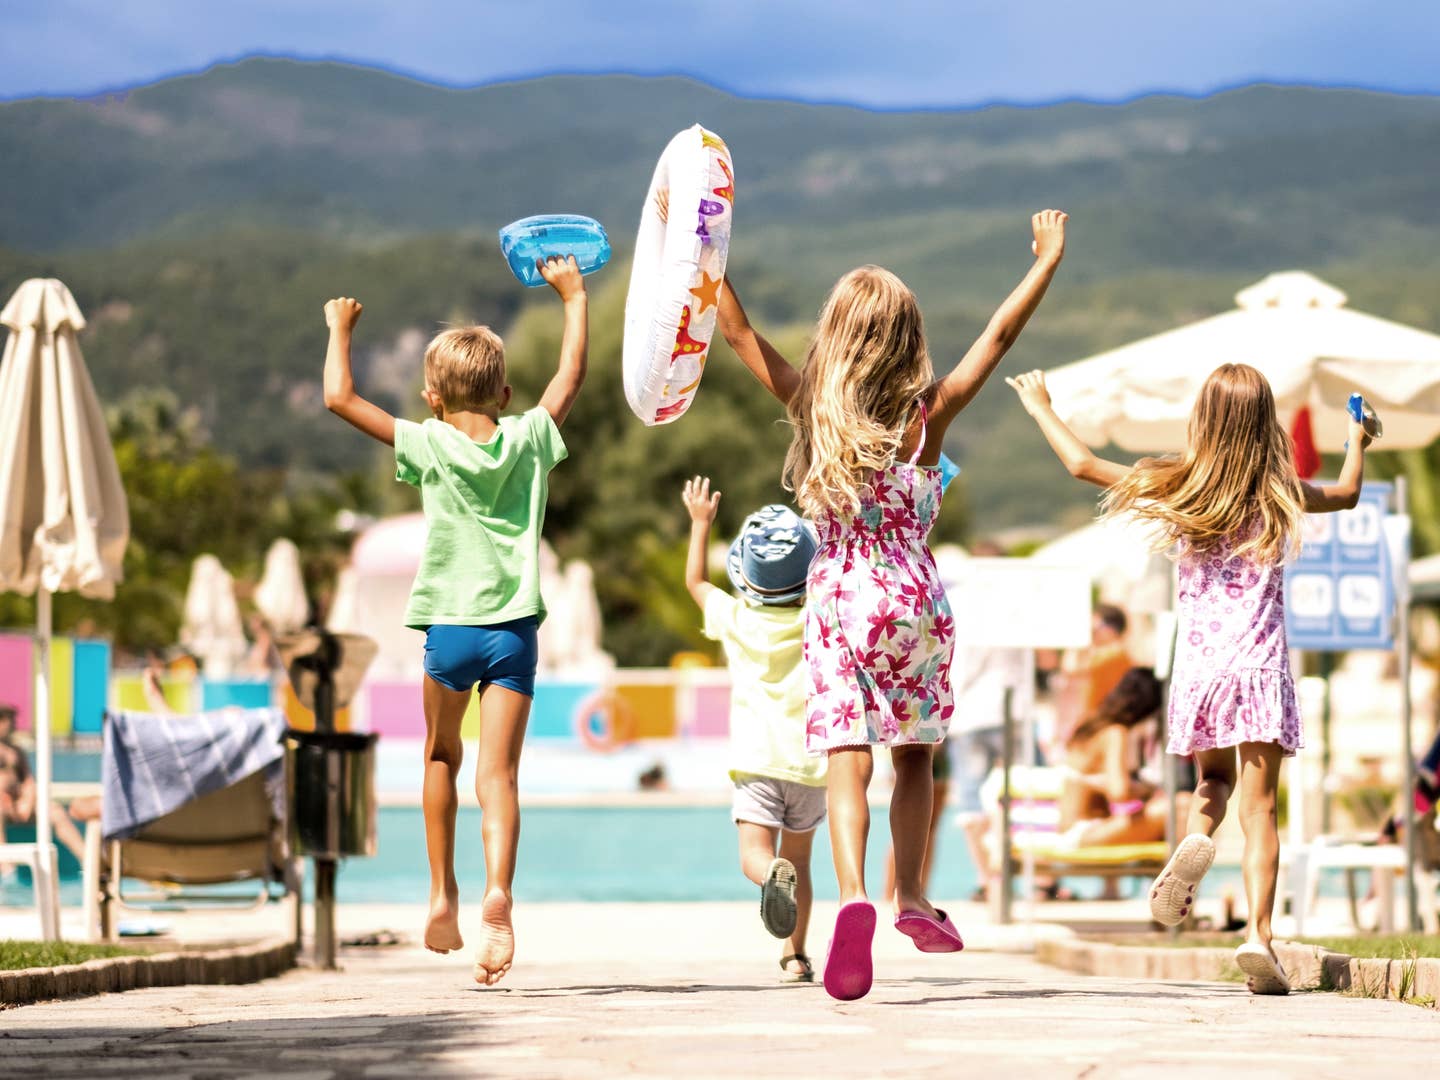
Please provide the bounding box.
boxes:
[394,408,567,629]
[703,589,826,787]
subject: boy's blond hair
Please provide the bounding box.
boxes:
[424,326,506,411]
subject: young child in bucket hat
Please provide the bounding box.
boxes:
[682,476,826,984]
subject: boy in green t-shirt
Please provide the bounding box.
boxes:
[322,255,587,987]
[682,477,826,983]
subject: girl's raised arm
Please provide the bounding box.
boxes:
[1006,370,1130,489]
[930,210,1068,436]
[717,277,801,406]
[1301,417,1370,512]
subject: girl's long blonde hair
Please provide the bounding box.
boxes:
[1101,362,1305,564]
[784,267,934,519]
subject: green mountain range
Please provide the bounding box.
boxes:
[4,58,1439,534]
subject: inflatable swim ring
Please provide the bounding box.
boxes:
[623,125,734,425]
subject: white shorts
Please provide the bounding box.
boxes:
[731,773,827,833]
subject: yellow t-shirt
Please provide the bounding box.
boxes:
[703,589,826,787]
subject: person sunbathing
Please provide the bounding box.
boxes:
[1056,667,1188,847]
[0,704,89,868]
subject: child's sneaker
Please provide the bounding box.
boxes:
[1148,833,1215,926]
[760,857,798,939]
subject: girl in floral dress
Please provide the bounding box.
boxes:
[1008,363,1374,995]
[718,210,1069,1000]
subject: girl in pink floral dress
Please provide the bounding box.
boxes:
[1009,363,1375,996]
[719,210,1069,1000]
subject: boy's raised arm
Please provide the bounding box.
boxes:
[322,297,397,446]
[717,277,801,406]
[536,255,589,426]
[1006,370,1130,489]
[682,476,722,608]
[931,210,1067,431]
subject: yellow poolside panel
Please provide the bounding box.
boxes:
[47,637,73,736]
[112,674,193,714]
[612,683,676,740]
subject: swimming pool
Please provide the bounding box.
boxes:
[5,800,1368,913]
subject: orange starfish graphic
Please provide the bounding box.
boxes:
[688,272,722,315]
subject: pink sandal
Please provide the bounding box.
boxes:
[894,908,965,953]
[822,900,877,1001]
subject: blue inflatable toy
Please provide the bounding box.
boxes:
[498,214,611,287]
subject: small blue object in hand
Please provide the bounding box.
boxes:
[1347,392,1383,440]
[498,214,611,287]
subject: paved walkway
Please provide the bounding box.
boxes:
[4,902,1436,1078]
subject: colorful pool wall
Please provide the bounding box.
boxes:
[358,670,732,744]
[0,631,732,745]
[0,633,110,736]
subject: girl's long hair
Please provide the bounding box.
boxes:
[783,266,934,519]
[1101,362,1305,564]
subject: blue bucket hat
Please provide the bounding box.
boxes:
[726,505,817,605]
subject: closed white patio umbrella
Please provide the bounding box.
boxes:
[180,554,248,677]
[255,538,309,634]
[0,279,128,940]
[1047,271,1440,453]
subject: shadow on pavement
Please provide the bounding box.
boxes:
[503,982,785,997]
[0,1011,506,1077]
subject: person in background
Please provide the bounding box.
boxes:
[0,704,89,868]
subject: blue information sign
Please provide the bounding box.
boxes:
[1285,482,1394,651]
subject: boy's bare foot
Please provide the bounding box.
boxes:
[424,890,464,954]
[473,889,515,986]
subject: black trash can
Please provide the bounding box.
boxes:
[286,729,379,859]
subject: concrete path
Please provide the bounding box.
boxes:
[3,902,1436,1078]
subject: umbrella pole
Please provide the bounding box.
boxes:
[35,587,59,941]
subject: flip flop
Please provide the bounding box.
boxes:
[779,953,814,984]
[893,908,965,953]
[760,857,798,939]
[1234,943,1290,995]
[1148,834,1215,926]
[822,900,877,1001]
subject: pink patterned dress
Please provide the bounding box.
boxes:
[804,411,956,753]
[1168,535,1303,757]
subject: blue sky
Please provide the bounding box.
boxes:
[5,1,1439,107]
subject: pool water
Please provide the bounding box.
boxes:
[338,805,980,904]
[5,802,1368,912]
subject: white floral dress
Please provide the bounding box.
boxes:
[804,408,956,752]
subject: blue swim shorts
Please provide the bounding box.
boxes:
[422,617,539,697]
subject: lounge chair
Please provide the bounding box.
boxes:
[980,764,1169,891]
[80,706,298,942]
[82,768,297,941]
